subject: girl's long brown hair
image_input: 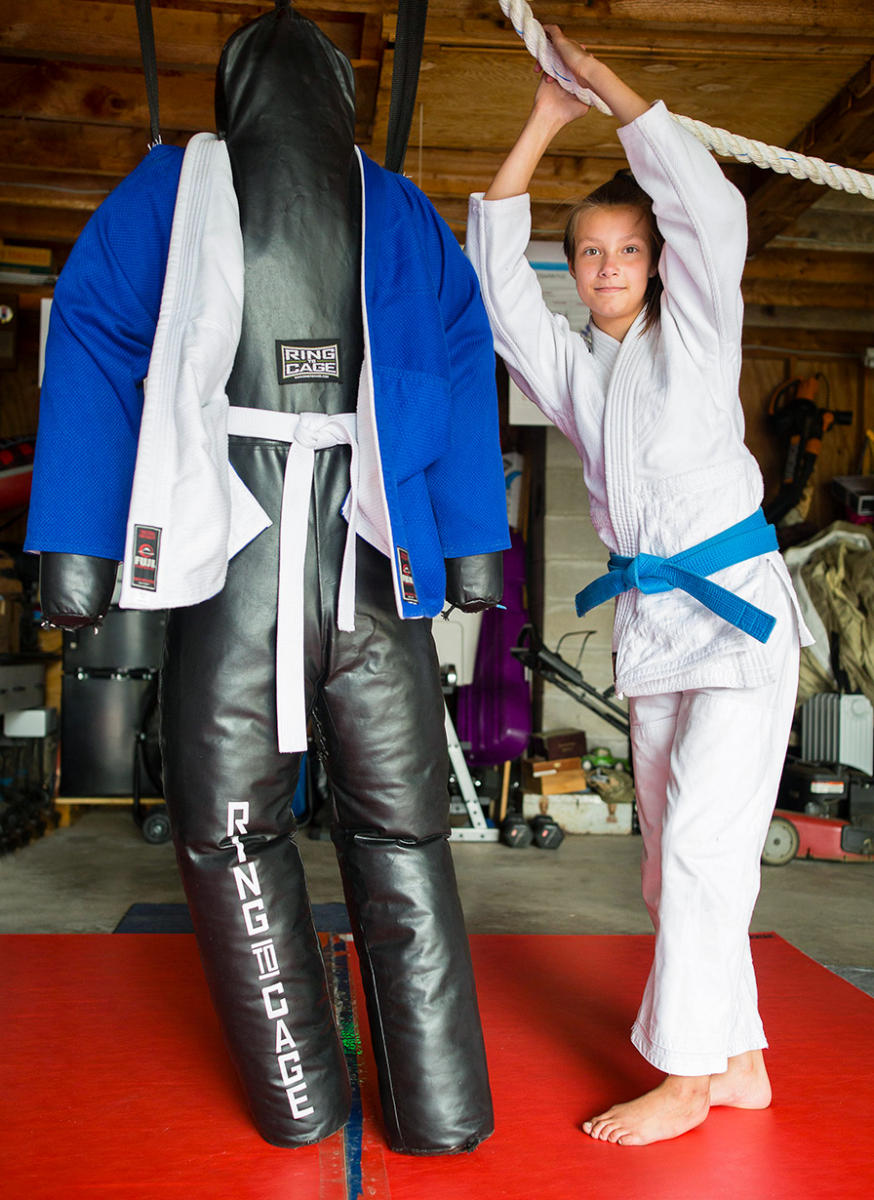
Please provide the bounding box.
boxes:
[563,170,665,334]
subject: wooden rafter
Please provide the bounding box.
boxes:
[1,0,379,70]
[745,55,874,254]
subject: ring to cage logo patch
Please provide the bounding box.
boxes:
[131,525,161,590]
[275,339,341,385]
[397,547,418,604]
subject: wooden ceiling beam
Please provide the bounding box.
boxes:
[0,203,87,243]
[1,166,121,193]
[413,149,617,202]
[742,328,874,358]
[769,209,874,252]
[415,146,751,202]
[9,2,872,69]
[742,279,874,311]
[424,1,874,37]
[742,248,874,284]
[2,1,379,67]
[745,55,874,254]
[407,15,873,58]
[0,59,376,138]
[2,0,247,70]
[743,302,874,333]
[0,183,109,213]
[430,195,578,238]
[0,117,187,176]
[0,59,219,133]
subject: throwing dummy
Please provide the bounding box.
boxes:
[26,1,509,1154]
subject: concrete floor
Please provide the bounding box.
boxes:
[1,807,873,996]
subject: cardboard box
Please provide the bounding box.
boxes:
[522,756,588,795]
[527,755,581,776]
[531,728,588,759]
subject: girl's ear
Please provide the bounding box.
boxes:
[568,260,576,280]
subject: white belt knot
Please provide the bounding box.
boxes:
[227,406,359,753]
[291,411,353,452]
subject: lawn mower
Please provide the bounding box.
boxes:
[762,757,874,865]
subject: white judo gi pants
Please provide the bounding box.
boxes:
[628,586,800,1076]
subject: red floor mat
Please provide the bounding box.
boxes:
[1,932,871,1199]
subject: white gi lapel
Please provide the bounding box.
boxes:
[120,133,271,610]
[601,309,647,558]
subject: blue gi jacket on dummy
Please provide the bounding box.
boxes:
[25,144,509,617]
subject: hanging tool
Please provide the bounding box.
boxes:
[763,374,852,525]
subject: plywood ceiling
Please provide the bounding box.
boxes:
[1,0,873,341]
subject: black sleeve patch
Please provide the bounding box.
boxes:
[397,546,418,604]
[131,525,161,590]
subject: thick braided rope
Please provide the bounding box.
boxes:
[499,0,874,200]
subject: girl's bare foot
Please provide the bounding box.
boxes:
[708,1049,772,1109]
[582,1074,710,1146]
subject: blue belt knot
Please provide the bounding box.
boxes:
[575,509,778,644]
[618,552,674,596]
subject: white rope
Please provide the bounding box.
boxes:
[498,0,874,200]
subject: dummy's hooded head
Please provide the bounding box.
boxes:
[215,0,356,156]
[215,1,364,418]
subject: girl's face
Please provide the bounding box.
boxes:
[569,205,657,342]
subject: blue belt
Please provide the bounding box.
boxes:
[575,509,778,644]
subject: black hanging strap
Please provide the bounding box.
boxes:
[134,0,162,147]
[384,0,429,174]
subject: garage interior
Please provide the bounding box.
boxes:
[1,2,873,1196]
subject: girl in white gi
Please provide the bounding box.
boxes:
[466,27,812,1146]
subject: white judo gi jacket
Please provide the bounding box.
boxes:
[466,100,811,698]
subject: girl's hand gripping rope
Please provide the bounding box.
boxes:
[542,25,649,127]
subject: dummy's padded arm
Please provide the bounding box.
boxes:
[39,552,118,630]
[444,551,503,612]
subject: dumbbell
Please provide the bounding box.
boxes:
[530,812,565,850]
[499,812,533,848]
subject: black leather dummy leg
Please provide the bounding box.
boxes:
[318,536,494,1154]
[161,437,492,1153]
[159,449,350,1148]
[332,831,494,1153]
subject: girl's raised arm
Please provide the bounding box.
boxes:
[484,71,589,201]
[548,25,746,369]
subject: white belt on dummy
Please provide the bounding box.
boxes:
[227,406,359,754]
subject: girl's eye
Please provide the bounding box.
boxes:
[582,247,599,256]
[623,245,640,254]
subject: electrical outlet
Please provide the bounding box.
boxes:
[865,347,874,370]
